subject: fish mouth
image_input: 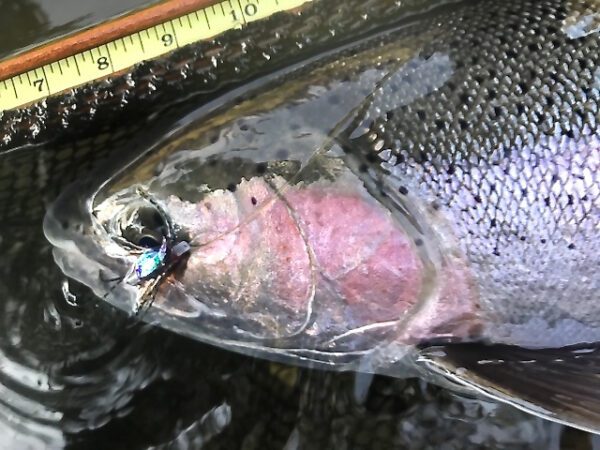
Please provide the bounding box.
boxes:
[43,183,147,313]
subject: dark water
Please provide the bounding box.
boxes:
[0,1,597,449]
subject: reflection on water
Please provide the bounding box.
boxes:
[0,0,159,59]
[0,0,598,448]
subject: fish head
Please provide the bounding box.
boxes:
[42,30,486,368]
[43,105,480,369]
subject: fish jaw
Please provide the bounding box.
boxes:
[150,175,482,349]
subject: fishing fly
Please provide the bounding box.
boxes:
[108,187,191,314]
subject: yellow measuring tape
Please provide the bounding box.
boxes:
[0,0,309,113]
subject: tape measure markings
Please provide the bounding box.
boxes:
[0,0,309,112]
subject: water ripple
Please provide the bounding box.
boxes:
[0,230,161,447]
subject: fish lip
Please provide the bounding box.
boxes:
[44,179,147,313]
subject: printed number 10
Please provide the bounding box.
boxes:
[230,3,258,21]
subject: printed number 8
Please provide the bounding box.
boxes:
[97,56,109,70]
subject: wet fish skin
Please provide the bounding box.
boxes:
[44,0,600,434]
[342,0,600,347]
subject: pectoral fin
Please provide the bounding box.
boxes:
[418,343,600,434]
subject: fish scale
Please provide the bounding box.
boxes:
[343,0,600,344]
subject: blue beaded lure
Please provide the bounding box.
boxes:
[134,239,168,280]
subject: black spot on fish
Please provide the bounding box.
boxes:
[256,163,267,174]
[227,183,236,192]
[415,238,424,247]
[251,197,257,205]
[568,243,576,250]
[398,186,409,195]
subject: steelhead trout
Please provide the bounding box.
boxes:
[45,0,600,433]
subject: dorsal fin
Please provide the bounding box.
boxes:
[418,343,600,434]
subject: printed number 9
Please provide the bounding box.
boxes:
[162,33,173,47]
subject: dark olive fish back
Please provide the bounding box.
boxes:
[342,0,599,346]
